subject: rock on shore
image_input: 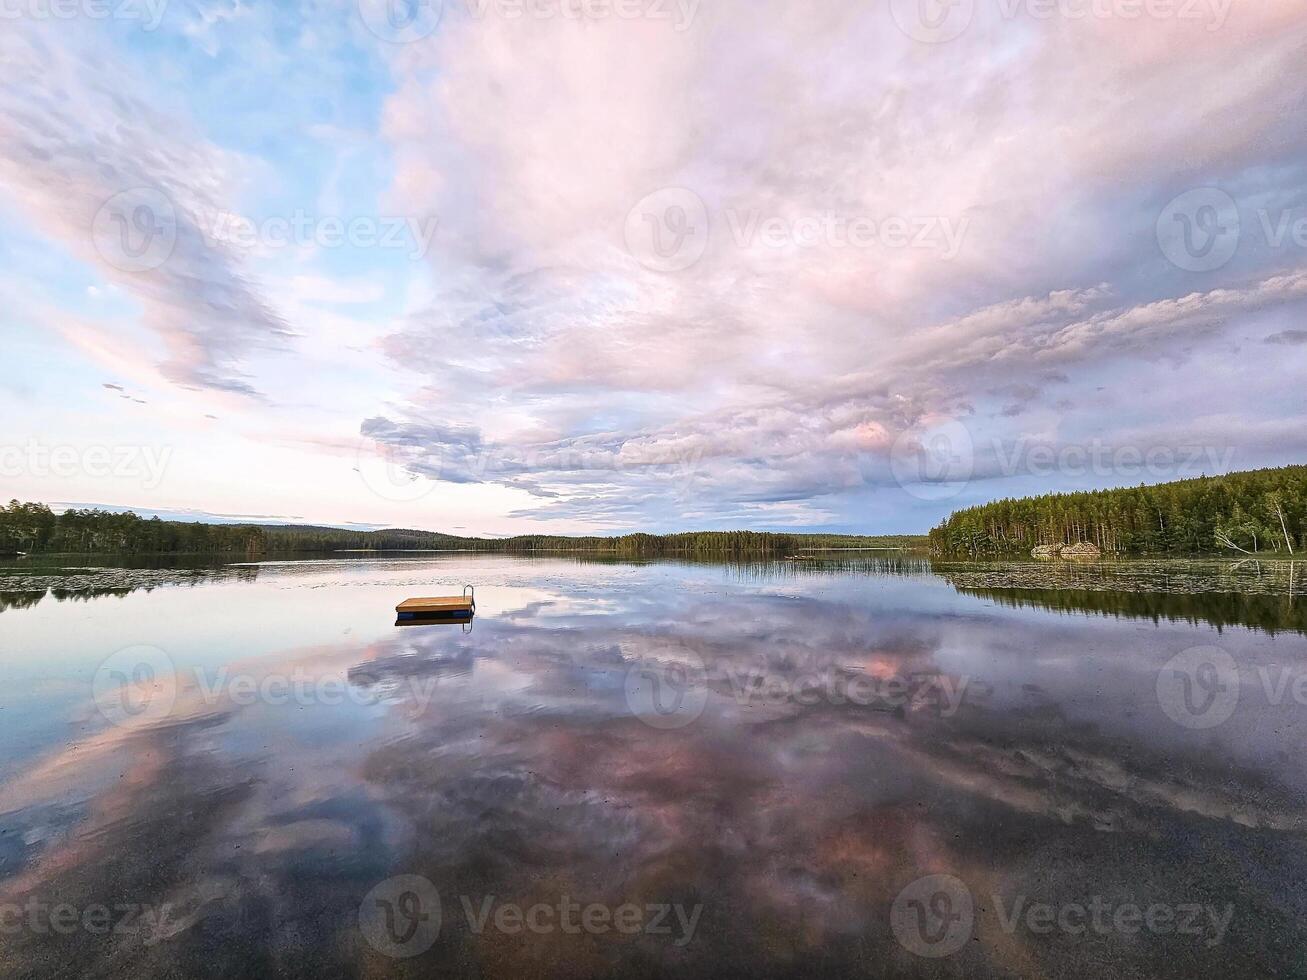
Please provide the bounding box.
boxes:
[1031,542,1103,560]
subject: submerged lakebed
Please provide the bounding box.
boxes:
[1,553,1305,977]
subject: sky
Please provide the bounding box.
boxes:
[0,0,1304,535]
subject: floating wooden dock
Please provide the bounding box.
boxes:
[395,586,475,621]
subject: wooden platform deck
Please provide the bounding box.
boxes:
[396,587,476,620]
[396,597,474,615]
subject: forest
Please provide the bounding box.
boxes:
[0,501,267,556]
[0,500,918,557]
[928,466,1307,558]
[9,466,1305,560]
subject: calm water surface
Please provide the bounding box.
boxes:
[1,555,1305,978]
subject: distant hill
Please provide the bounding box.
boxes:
[0,500,922,557]
[928,465,1307,558]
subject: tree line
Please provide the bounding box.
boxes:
[488,530,918,557]
[0,502,266,556]
[0,500,919,557]
[951,582,1307,635]
[928,466,1307,558]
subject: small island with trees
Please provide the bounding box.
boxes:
[928,465,1305,559]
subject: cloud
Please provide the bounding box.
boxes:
[0,23,290,397]
[7,2,1307,530]
[1265,328,1307,345]
[358,416,491,485]
[47,502,307,524]
[360,271,1307,525]
[345,0,1307,527]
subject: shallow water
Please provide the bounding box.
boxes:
[1,554,1305,977]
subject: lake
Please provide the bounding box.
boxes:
[1,554,1305,978]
